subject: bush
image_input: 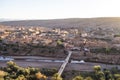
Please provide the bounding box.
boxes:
[40,68,57,76]
[1,61,47,80]
[51,73,63,80]
[93,65,101,72]
[114,74,120,80]
[72,75,84,80]
[85,77,93,80]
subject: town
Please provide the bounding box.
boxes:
[0,24,120,62]
[1,0,120,79]
[0,24,120,80]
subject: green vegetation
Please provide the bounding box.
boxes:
[0,42,65,56]
[0,70,7,80]
[40,68,57,76]
[51,73,63,80]
[0,61,47,80]
[64,65,120,80]
[114,34,120,37]
[0,61,120,80]
[72,75,84,80]
[90,47,120,54]
[57,39,64,48]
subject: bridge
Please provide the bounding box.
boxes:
[58,51,72,76]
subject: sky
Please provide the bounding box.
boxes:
[0,0,120,20]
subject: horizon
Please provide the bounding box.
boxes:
[1,17,120,21]
[1,0,120,20]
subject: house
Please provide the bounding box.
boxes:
[81,33,88,37]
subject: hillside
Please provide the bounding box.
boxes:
[0,17,120,30]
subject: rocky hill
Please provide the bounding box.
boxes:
[0,17,120,31]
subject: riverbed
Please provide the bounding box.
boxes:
[0,56,120,71]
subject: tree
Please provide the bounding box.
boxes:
[35,72,47,80]
[93,65,105,80]
[103,69,114,80]
[93,65,101,72]
[51,73,63,80]
[57,39,64,48]
[1,61,47,80]
[0,70,7,80]
[114,74,120,80]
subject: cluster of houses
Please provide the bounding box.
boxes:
[0,25,120,50]
[0,26,80,47]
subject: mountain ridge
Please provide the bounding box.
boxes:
[0,17,120,29]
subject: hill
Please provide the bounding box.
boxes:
[0,17,120,30]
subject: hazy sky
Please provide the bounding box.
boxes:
[0,0,120,19]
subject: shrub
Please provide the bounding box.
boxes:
[114,74,120,80]
[51,73,63,80]
[93,65,101,72]
[35,72,47,80]
[72,75,84,80]
[85,77,93,80]
[0,70,7,80]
